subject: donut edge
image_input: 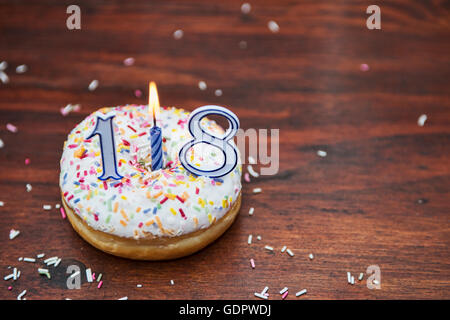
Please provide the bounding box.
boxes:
[62,192,241,261]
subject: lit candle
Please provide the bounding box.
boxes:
[148,82,163,170]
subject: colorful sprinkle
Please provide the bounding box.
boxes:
[123,57,135,66]
[253,188,262,194]
[6,123,17,133]
[9,229,20,240]
[359,63,370,72]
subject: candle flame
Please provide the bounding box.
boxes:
[149,81,160,126]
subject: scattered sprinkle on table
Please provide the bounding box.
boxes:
[60,207,67,219]
[97,273,103,282]
[281,291,289,299]
[173,29,184,40]
[254,292,268,300]
[44,256,58,264]
[250,258,255,269]
[23,257,36,263]
[86,268,93,282]
[0,72,9,84]
[296,289,307,297]
[248,207,254,215]
[267,20,280,33]
[247,234,253,244]
[0,61,7,70]
[4,273,14,281]
[239,40,247,49]
[358,273,364,281]
[279,287,288,294]
[252,188,262,194]
[38,268,50,279]
[9,229,20,240]
[43,204,52,210]
[317,150,327,157]
[60,103,81,116]
[6,123,17,133]
[88,80,99,91]
[97,280,103,289]
[137,284,143,288]
[264,245,273,251]
[417,114,427,127]
[241,3,251,14]
[69,270,80,279]
[0,138,4,148]
[214,89,223,96]
[55,203,61,209]
[123,57,135,66]
[261,286,269,295]
[26,184,32,192]
[36,253,45,259]
[198,81,207,90]
[347,272,351,283]
[24,158,30,165]
[247,165,259,177]
[54,258,62,267]
[286,249,294,257]
[16,64,28,74]
[17,289,27,300]
[281,246,287,253]
[309,253,314,260]
[118,296,128,300]
[244,172,251,182]
[256,235,262,241]
[170,280,175,285]
[359,63,370,72]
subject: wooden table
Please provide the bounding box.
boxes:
[0,0,449,300]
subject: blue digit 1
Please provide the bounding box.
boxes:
[86,114,123,181]
[179,105,240,178]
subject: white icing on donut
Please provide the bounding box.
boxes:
[60,105,242,239]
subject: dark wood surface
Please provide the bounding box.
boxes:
[0,0,449,300]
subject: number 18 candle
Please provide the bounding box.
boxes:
[87,82,239,181]
[148,82,163,170]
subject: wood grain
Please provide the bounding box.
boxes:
[0,0,449,299]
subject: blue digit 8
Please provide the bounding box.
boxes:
[179,105,240,178]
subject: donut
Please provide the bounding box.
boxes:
[60,105,242,260]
